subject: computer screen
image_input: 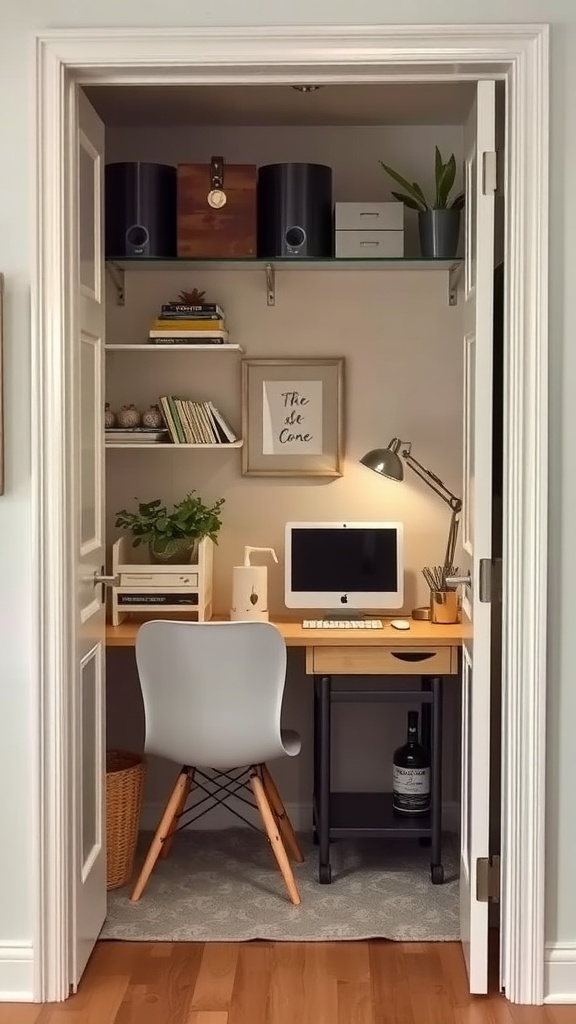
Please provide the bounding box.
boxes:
[284,521,404,611]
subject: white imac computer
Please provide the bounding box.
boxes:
[284,521,404,616]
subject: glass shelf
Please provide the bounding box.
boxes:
[105,256,463,307]
[107,255,460,271]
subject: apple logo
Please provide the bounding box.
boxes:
[340,594,348,604]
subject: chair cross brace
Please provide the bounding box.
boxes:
[176,765,263,833]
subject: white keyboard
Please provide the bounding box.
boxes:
[302,619,383,629]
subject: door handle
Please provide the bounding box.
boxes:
[444,571,471,588]
[93,571,119,587]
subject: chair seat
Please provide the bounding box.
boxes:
[282,729,301,758]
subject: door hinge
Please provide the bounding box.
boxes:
[482,151,498,195]
[476,854,500,903]
[479,558,492,603]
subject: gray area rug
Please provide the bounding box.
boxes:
[102,830,459,942]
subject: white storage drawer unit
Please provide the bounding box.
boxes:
[335,201,404,258]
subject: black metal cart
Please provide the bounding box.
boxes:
[312,672,445,885]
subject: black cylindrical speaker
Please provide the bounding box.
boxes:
[105,162,177,259]
[257,163,333,258]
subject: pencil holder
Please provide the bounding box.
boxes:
[430,589,459,624]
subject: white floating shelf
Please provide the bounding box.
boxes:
[105,344,244,352]
[106,441,243,450]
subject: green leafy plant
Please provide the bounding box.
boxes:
[115,491,225,560]
[379,146,465,212]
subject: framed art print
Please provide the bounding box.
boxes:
[241,358,344,477]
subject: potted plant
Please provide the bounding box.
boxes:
[115,491,225,564]
[379,146,464,259]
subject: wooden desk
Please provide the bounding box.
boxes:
[106,616,465,658]
[106,616,464,884]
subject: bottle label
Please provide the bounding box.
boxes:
[392,765,431,813]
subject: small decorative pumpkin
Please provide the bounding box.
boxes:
[117,403,141,428]
[104,403,116,429]
[141,404,164,429]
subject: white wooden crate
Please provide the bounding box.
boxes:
[110,535,214,625]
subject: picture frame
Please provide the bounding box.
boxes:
[241,357,344,477]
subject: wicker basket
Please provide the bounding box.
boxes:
[106,750,146,890]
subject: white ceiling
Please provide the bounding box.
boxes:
[84,83,475,127]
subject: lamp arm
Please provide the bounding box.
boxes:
[444,507,461,572]
[402,451,462,513]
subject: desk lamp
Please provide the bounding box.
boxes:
[360,438,462,615]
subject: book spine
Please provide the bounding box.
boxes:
[161,303,223,315]
[196,402,218,443]
[208,402,237,443]
[174,399,194,444]
[148,335,226,343]
[152,320,226,331]
[159,396,180,444]
[204,403,228,444]
[157,311,223,321]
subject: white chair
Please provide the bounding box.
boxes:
[130,619,304,905]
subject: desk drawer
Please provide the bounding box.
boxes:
[308,645,457,676]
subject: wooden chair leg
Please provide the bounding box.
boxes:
[261,763,304,864]
[250,770,301,907]
[160,769,193,859]
[130,767,191,902]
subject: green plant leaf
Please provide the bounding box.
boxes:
[449,191,465,210]
[434,146,444,205]
[379,162,428,210]
[390,191,424,211]
[436,153,456,208]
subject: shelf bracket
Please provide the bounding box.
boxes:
[448,262,463,307]
[265,262,275,306]
[106,262,125,306]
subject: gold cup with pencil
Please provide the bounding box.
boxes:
[423,564,460,623]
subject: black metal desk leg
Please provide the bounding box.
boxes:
[312,677,319,843]
[430,675,444,884]
[318,674,332,884]
[421,676,432,751]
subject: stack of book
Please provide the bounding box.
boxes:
[149,302,229,345]
[159,396,238,444]
[105,427,169,445]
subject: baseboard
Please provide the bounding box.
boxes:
[544,944,576,1003]
[0,944,34,1002]
[140,799,461,835]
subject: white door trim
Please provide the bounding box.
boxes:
[31,24,549,1004]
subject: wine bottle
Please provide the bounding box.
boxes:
[392,710,431,815]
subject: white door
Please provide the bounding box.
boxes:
[452,80,496,993]
[71,89,107,987]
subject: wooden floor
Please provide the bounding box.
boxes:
[1,940,574,1023]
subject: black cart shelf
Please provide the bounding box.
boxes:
[312,674,445,885]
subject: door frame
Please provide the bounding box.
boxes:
[31,24,549,1004]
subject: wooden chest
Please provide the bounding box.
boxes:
[177,158,257,258]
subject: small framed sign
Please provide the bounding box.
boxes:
[241,358,344,477]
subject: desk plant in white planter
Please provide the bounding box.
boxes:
[115,491,225,564]
[379,147,464,258]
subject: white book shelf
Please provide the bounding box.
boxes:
[106,344,244,352]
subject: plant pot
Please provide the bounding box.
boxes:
[418,209,461,259]
[148,537,199,564]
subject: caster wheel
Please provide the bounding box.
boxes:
[319,863,332,884]
[431,864,444,885]
[312,830,319,846]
